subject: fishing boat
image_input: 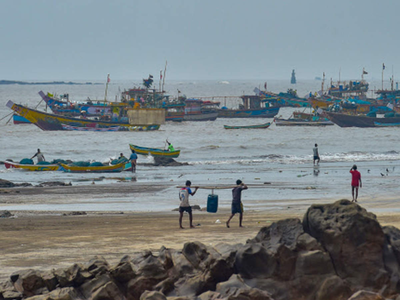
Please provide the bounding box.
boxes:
[184,99,219,121]
[61,124,121,131]
[129,144,180,158]
[3,160,60,171]
[39,91,129,117]
[223,122,272,129]
[218,94,280,118]
[325,111,400,128]
[274,118,334,126]
[59,162,125,173]
[6,101,161,131]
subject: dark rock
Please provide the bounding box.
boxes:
[0,211,13,218]
[14,183,32,187]
[1,290,22,300]
[37,181,72,187]
[249,218,304,251]
[153,157,188,167]
[191,205,201,211]
[90,281,125,300]
[26,287,80,300]
[53,263,92,287]
[86,256,110,276]
[12,269,45,297]
[234,243,277,279]
[79,274,111,300]
[140,290,167,300]
[41,271,58,292]
[347,290,385,300]
[110,261,137,283]
[127,276,160,300]
[0,179,15,188]
[295,232,324,251]
[62,211,87,216]
[315,275,352,300]
[223,287,274,300]
[303,199,389,289]
[294,250,335,277]
[182,242,211,271]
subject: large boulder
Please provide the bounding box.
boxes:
[0,179,15,188]
[12,269,46,297]
[303,200,389,289]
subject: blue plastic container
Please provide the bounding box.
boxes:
[207,194,218,213]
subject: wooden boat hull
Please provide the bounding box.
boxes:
[224,122,271,129]
[275,118,334,126]
[129,144,180,158]
[183,112,218,121]
[218,107,279,118]
[325,111,400,128]
[60,162,125,173]
[7,101,160,131]
[13,114,31,124]
[3,161,60,171]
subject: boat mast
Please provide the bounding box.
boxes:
[382,63,385,90]
[104,74,110,103]
[162,61,167,92]
[321,72,325,94]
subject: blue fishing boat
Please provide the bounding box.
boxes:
[223,122,272,129]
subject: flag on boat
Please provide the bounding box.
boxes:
[107,74,110,83]
[387,103,394,110]
[383,63,386,70]
[160,70,163,80]
[254,87,261,95]
[363,70,368,74]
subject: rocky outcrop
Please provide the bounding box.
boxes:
[3,200,400,299]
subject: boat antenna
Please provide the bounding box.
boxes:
[321,72,325,93]
[162,60,167,92]
[338,68,341,84]
[382,63,385,90]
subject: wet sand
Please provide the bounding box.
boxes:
[0,184,400,282]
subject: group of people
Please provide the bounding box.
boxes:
[179,179,248,229]
[313,144,362,202]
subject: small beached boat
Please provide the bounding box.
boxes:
[129,144,180,158]
[274,118,334,126]
[223,122,272,129]
[59,162,125,173]
[3,160,60,171]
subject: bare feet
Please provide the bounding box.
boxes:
[190,225,195,229]
[240,225,244,228]
[226,222,230,228]
[180,226,184,229]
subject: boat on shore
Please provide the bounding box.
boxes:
[59,162,125,173]
[325,111,400,127]
[274,118,334,126]
[3,160,60,171]
[129,144,180,158]
[223,122,272,129]
[6,101,161,131]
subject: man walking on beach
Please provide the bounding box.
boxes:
[350,165,362,202]
[226,180,248,228]
[179,180,198,229]
[31,149,45,163]
[129,149,137,173]
[313,144,320,165]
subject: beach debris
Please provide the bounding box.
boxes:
[153,157,188,166]
[63,211,87,216]
[36,181,72,187]
[215,219,221,224]
[380,173,386,177]
[0,210,13,218]
[254,178,260,180]
[306,186,316,190]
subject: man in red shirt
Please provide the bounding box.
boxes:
[350,165,362,202]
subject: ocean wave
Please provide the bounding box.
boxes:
[188,151,400,166]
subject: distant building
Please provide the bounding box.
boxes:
[291,70,296,84]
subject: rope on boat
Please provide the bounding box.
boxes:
[0,111,13,122]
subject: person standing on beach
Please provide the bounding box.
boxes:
[350,165,362,202]
[129,149,138,173]
[31,149,45,163]
[226,180,248,228]
[179,180,198,229]
[313,144,320,165]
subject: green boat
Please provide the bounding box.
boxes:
[129,144,180,158]
[223,122,271,130]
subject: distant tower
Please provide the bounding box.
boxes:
[291,69,296,84]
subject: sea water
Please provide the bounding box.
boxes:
[0,79,399,212]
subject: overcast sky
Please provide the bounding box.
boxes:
[1,0,398,81]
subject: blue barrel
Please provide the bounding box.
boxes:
[207,194,218,213]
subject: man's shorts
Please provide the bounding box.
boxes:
[314,155,320,160]
[231,202,243,214]
[179,206,192,213]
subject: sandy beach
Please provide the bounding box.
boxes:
[1,184,400,284]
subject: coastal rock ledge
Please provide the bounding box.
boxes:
[2,200,400,300]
